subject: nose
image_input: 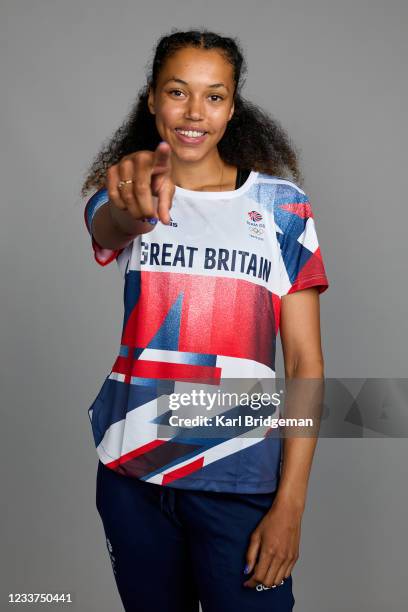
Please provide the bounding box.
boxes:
[185,95,203,120]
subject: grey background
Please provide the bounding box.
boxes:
[1,0,407,610]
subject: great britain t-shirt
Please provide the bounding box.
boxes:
[84,170,329,493]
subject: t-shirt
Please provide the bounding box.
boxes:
[84,169,329,493]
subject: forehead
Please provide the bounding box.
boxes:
[157,47,234,86]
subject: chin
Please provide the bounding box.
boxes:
[172,145,207,160]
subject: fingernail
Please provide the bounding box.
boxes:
[244,564,251,575]
[146,218,158,225]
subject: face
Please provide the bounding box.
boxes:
[147,47,235,161]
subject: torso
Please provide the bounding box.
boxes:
[85,171,329,492]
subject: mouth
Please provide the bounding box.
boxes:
[174,127,208,145]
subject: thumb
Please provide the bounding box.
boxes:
[244,532,261,575]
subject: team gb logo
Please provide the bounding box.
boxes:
[246,210,265,240]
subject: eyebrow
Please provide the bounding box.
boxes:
[164,77,229,91]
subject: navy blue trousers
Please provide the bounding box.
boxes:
[96,460,295,611]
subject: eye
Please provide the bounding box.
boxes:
[169,89,185,97]
[168,89,224,102]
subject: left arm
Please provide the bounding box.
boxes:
[275,285,325,510]
[244,287,324,588]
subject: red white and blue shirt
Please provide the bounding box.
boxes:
[84,171,329,493]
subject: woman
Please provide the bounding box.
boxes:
[81,29,329,611]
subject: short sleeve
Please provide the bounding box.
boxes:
[84,187,125,266]
[274,183,329,296]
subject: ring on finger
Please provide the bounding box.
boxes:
[118,179,134,189]
[264,579,285,588]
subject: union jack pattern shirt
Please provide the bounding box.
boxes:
[84,171,329,492]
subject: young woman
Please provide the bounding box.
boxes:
[81,29,329,612]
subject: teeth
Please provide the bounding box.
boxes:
[176,129,206,138]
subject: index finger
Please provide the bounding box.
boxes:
[151,141,172,175]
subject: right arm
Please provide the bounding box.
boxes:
[92,201,155,250]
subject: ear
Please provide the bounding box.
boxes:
[147,87,155,115]
[228,101,235,121]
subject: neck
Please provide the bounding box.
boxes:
[171,150,233,191]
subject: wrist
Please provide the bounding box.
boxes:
[273,487,306,515]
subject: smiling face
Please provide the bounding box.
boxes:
[147,46,235,163]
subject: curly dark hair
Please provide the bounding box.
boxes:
[80,28,304,198]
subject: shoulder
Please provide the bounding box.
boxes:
[254,172,306,196]
[85,187,109,207]
[249,173,309,216]
[84,187,109,233]
[251,174,318,241]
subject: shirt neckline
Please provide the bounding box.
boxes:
[174,170,258,200]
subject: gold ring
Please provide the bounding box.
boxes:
[118,179,134,189]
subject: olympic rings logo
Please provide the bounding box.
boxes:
[250,226,264,236]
